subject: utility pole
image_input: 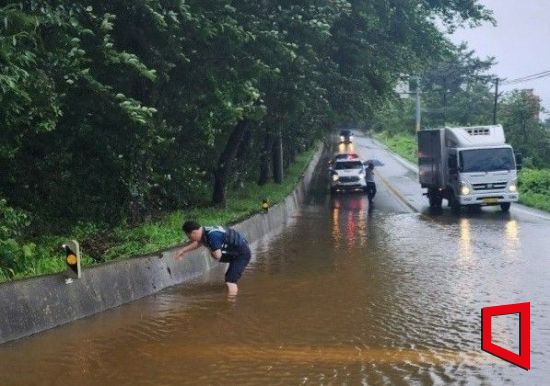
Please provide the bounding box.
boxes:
[415,76,421,132]
[493,77,499,124]
[442,78,448,126]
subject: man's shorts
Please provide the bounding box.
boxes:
[224,249,251,284]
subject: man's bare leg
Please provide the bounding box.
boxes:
[226,282,238,296]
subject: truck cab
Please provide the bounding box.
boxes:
[418,125,520,212]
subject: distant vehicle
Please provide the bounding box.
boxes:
[418,125,521,212]
[330,159,368,194]
[339,129,353,143]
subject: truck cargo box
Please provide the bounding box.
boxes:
[418,129,445,188]
[444,125,506,147]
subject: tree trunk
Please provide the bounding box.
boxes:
[258,128,273,186]
[212,120,249,206]
[272,130,284,184]
[287,138,296,165]
[129,195,142,225]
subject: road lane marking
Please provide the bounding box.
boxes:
[375,171,419,213]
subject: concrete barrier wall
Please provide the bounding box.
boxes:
[0,145,324,344]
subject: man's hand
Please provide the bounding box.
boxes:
[172,240,201,262]
[173,249,185,262]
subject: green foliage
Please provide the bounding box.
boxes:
[499,90,550,168]
[103,147,316,261]
[0,147,317,282]
[371,98,417,135]
[518,168,550,212]
[373,132,417,163]
[0,198,36,277]
[418,43,496,128]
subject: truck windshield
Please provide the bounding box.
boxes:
[459,148,515,172]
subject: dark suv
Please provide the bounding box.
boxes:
[339,129,353,143]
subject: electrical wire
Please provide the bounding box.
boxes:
[501,70,550,86]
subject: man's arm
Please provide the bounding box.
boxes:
[173,241,201,261]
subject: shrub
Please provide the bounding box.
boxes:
[0,199,36,278]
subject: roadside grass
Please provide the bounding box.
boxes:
[373,131,417,163]
[1,148,317,282]
[373,131,550,213]
[518,168,550,212]
[104,149,315,261]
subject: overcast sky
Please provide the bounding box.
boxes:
[448,0,550,118]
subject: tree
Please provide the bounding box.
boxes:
[500,90,550,167]
[419,43,496,127]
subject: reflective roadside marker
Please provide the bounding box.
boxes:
[66,253,77,265]
[62,240,81,282]
[261,199,269,213]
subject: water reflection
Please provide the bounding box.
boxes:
[330,194,369,250]
[504,220,520,259]
[337,142,355,154]
[458,218,474,263]
[331,204,341,245]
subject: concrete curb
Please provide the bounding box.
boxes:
[0,145,324,344]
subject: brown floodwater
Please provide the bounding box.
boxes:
[0,147,548,385]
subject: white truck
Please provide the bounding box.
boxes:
[418,125,521,212]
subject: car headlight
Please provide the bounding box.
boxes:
[332,174,339,182]
[508,180,517,193]
[340,136,344,141]
[459,182,470,196]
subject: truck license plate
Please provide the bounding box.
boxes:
[483,198,498,204]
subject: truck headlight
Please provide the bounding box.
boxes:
[460,183,470,196]
[332,174,339,182]
[508,181,517,193]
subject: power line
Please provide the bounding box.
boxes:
[504,74,550,86]
[501,70,550,86]
[501,70,550,84]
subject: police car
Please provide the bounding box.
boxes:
[328,152,359,167]
[330,158,368,194]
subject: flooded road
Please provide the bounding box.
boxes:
[0,136,548,385]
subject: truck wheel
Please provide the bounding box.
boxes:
[428,190,442,208]
[449,193,461,214]
[500,202,511,212]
